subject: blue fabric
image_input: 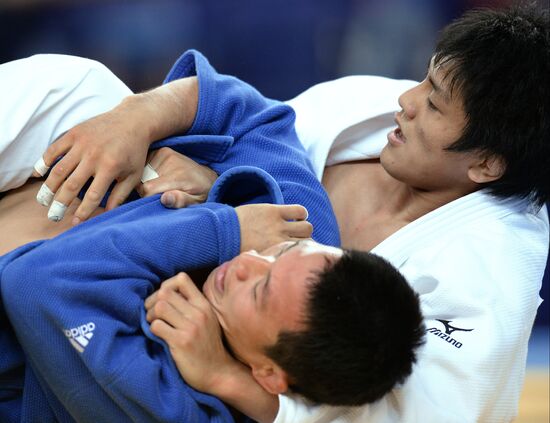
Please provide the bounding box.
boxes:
[0,50,339,422]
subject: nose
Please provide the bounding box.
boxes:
[234,250,273,282]
[398,85,418,120]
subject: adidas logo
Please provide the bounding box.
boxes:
[64,322,96,353]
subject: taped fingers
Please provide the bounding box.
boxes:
[46,167,108,222]
[33,157,50,177]
[33,133,73,177]
[35,155,79,208]
[36,183,55,207]
[36,155,79,210]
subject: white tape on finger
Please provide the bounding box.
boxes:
[48,200,67,222]
[33,157,50,177]
[36,183,54,207]
[141,163,159,183]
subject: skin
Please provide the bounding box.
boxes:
[0,179,104,255]
[322,58,504,251]
[145,240,343,423]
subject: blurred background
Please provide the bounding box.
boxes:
[1,0,547,99]
[0,1,548,418]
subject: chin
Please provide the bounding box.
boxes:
[379,146,394,173]
[201,269,216,299]
[379,147,409,184]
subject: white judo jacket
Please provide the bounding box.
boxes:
[278,76,550,423]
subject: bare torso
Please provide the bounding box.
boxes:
[0,179,104,256]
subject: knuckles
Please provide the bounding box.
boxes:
[65,178,82,192]
[175,272,190,284]
[153,300,170,317]
[156,288,171,302]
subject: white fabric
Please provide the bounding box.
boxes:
[280,76,549,423]
[0,54,131,192]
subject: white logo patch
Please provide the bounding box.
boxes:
[64,322,96,353]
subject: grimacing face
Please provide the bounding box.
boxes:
[202,240,342,391]
[381,57,481,193]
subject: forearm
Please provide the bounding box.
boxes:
[120,76,198,145]
[211,363,278,423]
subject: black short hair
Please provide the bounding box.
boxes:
[265,250,425,406]
[434,5,549,206]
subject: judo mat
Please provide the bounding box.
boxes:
[517,327,549,423]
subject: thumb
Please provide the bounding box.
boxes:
[278,204,309,221]
[161,190,203,209]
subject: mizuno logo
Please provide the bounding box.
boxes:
[426,320,474,349]
[64,322,96,353]
[435,319,474,335]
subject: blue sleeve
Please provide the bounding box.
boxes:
[164,50,340,247]
[1,198,239,423]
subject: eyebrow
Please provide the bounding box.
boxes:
[259,241,301,310]
[428,70,450,104]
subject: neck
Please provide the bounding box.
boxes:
[380,176,477,223]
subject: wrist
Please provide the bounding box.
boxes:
[116,94,158,146]
[134,76,199,143]
[207,361,279,423]
[206,359,247,398]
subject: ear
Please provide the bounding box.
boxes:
[467,154,506,184]
[251,362,289,395]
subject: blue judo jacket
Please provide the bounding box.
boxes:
[0,50,339,422]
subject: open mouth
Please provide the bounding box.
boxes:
[215,261,229,295]
[395,127,405,141]
[388,127,406,145]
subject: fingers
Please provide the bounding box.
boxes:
[145,273,211,337]
[146,288,188,324]
[33,133,73,177]
[145,273,206,311]
[278,204,309,221]
[70,174,112,223]
[285,220,314,239]
[160,190,203,208]
[40,161,89,219]
[149,319,177,342]
[104,177,138,211]
[35,152,80,211]
[48,168,111,223]
[33,157,50,178]
[167,272,206,307]
[43,154,80,196]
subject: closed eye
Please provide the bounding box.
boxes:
[427,97,438,111]
[253,241,301,307]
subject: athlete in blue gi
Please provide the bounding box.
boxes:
[0,50,423,423]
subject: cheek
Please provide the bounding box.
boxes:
[223,300,255,343]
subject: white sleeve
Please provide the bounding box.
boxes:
[0,54,132,192]
[275,222,548,423]
[285,76,417,180]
